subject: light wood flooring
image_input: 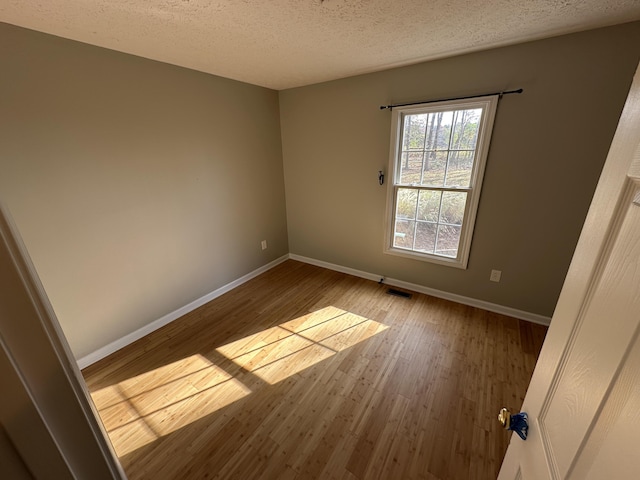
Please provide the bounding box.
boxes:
[82,260,547,480]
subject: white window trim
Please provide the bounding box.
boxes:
[383,95,499,269]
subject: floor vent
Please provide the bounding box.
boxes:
[387,288,412,299]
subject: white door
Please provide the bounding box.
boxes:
[499,64,640,479]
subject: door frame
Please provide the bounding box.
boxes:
[0,204,126,479]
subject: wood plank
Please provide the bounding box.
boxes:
[83,260,546,479]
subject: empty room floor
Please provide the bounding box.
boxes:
[82,260,547,479]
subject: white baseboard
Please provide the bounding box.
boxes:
[288,254,551,326]
[79,252,550,369]
[77,255,289,369]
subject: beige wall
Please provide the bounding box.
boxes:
[280,22,640,317]
[0,23,288,359]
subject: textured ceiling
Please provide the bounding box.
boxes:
[2,0,640,90]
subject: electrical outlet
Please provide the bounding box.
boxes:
[261,240,267,250]
[490,269,502,282]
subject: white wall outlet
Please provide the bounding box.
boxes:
[490,269,502,282]
[261,240,267,250]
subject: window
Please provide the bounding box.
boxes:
[384,96,498,268]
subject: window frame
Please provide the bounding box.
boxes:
[383,95,499,269]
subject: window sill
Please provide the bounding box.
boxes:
[383,246,468,269]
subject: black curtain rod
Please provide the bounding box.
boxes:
[379,88,523,110]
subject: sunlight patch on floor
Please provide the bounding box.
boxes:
[216,306,388,384]
[91,355,251,457]
[91,306,387,457]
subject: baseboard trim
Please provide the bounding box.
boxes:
[288,254,551,326]
[79,252,550,369]
[77,255,289,369]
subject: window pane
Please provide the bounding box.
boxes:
[415,222,437,253]
[445,150,475,187]
[451,108,481,151]
[399,152,423,184]
[439,191,467,225]
[426,111,453,151]
[396,188,418,219]
[403,114,427,150]
[436,225,461,257]
[417,190,441,222]
[420,151,447,186]
[393,219,415,249]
